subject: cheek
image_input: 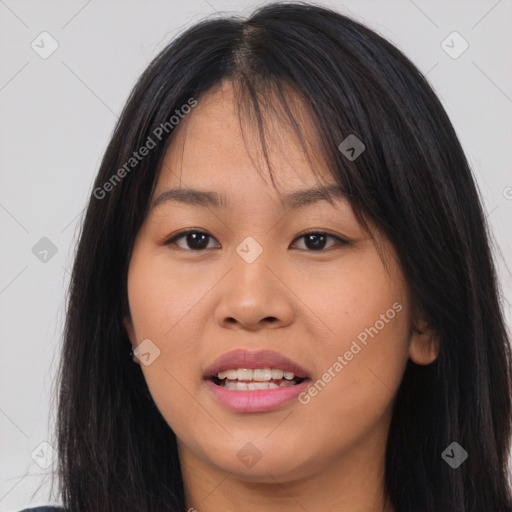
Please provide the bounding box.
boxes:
[127,246,216,354]
[290,321,410,469]
[299,247,410,354]
[295,250,411,429]
[126,244,206,393]
[126,246,212,434]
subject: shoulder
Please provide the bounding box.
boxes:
[19,507,64,512]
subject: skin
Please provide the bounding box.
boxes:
[124,81,439,512]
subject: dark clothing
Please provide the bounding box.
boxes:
[19,507,63,511]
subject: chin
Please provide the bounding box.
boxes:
[199,438,318,483]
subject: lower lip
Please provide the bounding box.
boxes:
[204,379,311,413]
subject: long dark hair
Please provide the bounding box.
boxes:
[51,2,512,511]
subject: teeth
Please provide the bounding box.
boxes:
[217,369,238,380]
[237,368,252,380]
[223,380,296,390]
[217,368,296,381]
[253,368,272,381]
[271,369,284,379]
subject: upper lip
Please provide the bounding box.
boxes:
[203,349,311,379]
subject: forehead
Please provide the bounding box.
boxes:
[155,81,336,201]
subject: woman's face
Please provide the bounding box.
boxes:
[125,81,436,486]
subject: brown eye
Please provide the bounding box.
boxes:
[165,230,219,251]
[291,232,348,251]
[164,230,348,252]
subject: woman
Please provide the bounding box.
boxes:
[22,2,512,511]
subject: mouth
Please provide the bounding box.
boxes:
[208,368,308,390]
[203,349,311,413]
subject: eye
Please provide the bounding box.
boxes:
[164,230,220,251]
[164,229,349,252]
[291,231,349,251]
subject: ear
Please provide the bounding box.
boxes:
[408,320,440,365]
[123,316,140,365]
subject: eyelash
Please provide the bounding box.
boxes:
[163,229,349,252]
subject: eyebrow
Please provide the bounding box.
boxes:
[151,184,347,211]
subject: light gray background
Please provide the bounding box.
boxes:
[1,0,511,510]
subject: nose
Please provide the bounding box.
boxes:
[213,245,295,332]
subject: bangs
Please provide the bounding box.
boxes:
[229,73,373,235]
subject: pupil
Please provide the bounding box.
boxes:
[188,232,208,249]
[306,234,326,250]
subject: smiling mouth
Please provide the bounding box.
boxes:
[208,368,307,391]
